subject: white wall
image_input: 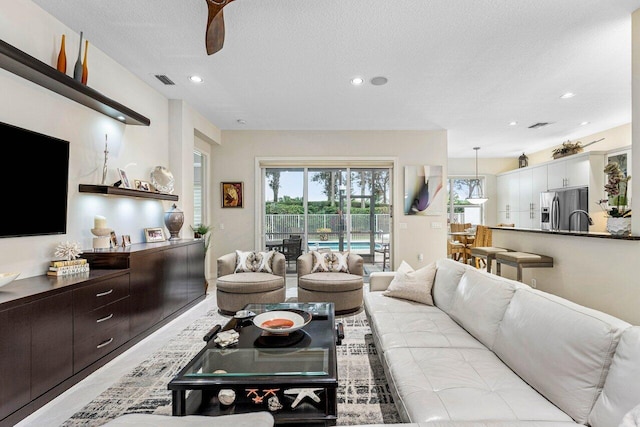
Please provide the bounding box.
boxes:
[493,229,639,325]
[0,1,219,279]
[211,130,449,272]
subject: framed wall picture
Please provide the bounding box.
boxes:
[117,168,131,188]
[404,165,444,216]
[144,227,166,242]
[221,182,243,208]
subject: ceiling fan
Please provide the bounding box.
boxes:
[205,0,236,55]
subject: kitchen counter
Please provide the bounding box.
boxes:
[489,226,640,240]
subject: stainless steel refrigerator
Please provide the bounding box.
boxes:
[540,187,591,231]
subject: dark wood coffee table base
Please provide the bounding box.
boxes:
[168,303,339,426]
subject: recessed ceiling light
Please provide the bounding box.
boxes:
[580,121,590,126]
[370,76,388,86]
[350,77,364,86]
[560,92,575,99]
[189,75,203,83]
[237,119,246,125]
[509,121,518,126]
[117,115,125,121]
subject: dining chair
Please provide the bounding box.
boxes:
[465,225,491,267]
[282,238,303,270]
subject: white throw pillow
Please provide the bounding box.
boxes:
[383,261,436,305]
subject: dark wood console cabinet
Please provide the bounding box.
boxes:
[0,240,205,427]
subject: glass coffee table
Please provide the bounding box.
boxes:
[168,302,340,426]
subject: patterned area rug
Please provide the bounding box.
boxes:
[61,303,401,426]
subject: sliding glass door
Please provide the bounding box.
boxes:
[262,165,392,265]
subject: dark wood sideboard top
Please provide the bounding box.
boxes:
[0,269,128,310]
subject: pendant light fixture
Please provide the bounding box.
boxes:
[466,147,488,205]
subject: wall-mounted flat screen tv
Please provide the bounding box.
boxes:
[1,121,69,238]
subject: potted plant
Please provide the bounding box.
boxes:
[190,224,212,253]
[598,162,631,236]
[317,227,331,241]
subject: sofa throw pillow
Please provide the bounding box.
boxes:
[330,252,350,273]
[234,250,275,273]
[310,250,331,273]
[383,261,436,305]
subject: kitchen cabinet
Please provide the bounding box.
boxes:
[517,165,548,228]
[497,152,605,228]
[547,152,596,190]
[497,171,519,223]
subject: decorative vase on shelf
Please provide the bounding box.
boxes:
[164,204,184,240]
[606,217,631,236]
[56,34,67,73]
[81,39,89,85]
[73,31,83,82]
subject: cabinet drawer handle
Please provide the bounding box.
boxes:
[96,289,113,297]
[96,313,114,323]
[96,337,114,349]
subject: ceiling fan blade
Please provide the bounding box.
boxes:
[205,0,235,55]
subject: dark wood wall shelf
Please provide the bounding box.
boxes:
[79,184,178,201]
[0,39,150,126]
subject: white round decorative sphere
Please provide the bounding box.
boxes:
[218,389,236,406]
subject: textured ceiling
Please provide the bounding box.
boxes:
[32,0,640,157]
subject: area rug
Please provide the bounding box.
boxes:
[61,303,401,426]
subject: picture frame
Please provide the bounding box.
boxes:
[134,179,151,192]
[110,231,118,248]
[404,165,444,216]
[121,235,131,247]
[221,182,243,208]
[117,168,131,189]
[144,227,166,243]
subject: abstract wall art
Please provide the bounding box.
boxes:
[404,165,443,216]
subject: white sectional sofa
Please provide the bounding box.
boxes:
[364,259,640,426]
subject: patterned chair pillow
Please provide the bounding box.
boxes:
[234,250,275,273]
[310,251,350,273]
[310,250,332,273]
[330,251,350,273]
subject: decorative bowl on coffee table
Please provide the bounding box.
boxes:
[253,309,312,334]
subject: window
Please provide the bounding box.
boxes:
[447,177,484,225]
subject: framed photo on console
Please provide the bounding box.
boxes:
[144,227,165,242]
[117,168,131,188]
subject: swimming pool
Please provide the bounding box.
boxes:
[309,241,374,251]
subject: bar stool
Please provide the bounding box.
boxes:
[495,251,553,282]
[470,247,511,273]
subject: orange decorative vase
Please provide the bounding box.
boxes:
[81,40,89,85]
[56,35,67,73]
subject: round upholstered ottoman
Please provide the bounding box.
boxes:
[297,272,364,314]
[216,272,286,315]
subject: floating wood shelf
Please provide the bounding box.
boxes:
[0,39,150,126]
[79,184,178,201]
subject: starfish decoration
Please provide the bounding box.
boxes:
[284,388,323,408]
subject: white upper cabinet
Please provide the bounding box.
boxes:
[547,152,594,190]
